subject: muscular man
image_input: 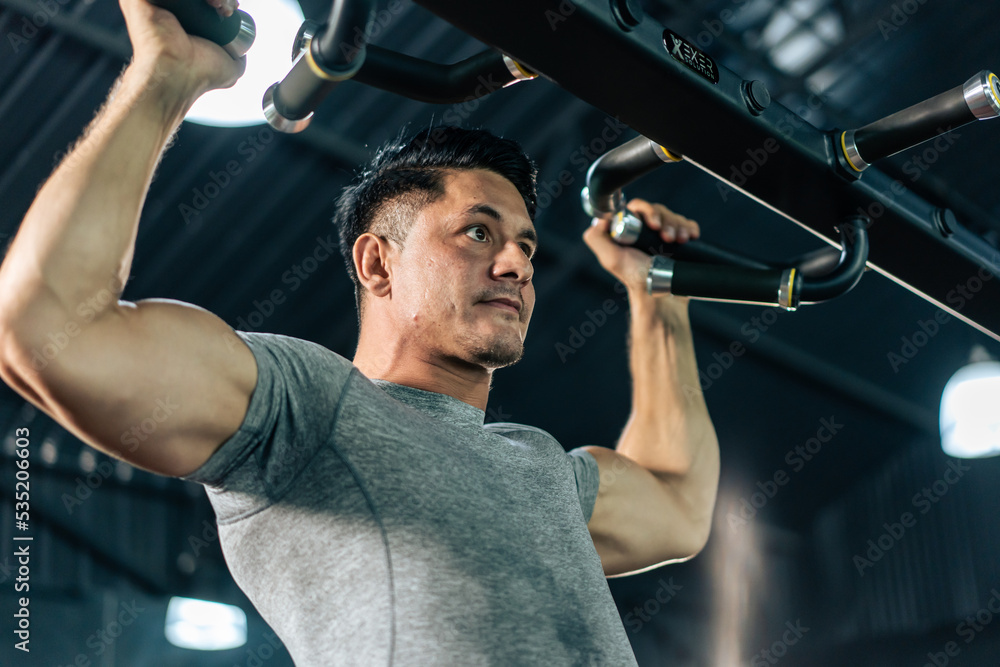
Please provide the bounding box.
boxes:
[0,0,719,663]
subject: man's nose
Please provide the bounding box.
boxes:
[492,241,533,283]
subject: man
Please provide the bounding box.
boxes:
[0,0,719,664]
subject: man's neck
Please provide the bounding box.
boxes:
[352,336,492,411]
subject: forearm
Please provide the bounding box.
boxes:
[0,62,189,329]
[616,289,720,531]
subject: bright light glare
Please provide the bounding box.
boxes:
[185,0,305,127]
[940,361,1000,458]
[164,597,248,650]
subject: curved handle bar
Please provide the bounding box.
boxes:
[355,48,534,104]
[149,0,255,58]
[582,135,869,309]
[839,70,1000,173]
[263,2,536,133]
[262,0,376,133]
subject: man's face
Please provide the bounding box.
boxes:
[384,168,536,370]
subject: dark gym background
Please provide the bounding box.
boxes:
[1,0,999,664]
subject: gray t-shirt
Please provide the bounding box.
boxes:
[182,331,637,666]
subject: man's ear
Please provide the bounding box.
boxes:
[354,233,394,298]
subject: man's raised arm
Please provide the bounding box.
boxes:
[0,0,258,477]
[581,198,721,577]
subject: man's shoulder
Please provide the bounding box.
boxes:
[483,421,561,445]
[235,329,354,368]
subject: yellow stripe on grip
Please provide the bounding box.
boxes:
[305,44,357,82]
[658,145,683,162]
[787,267,797,304]
[840,132,863,173]
[511,60,537,80]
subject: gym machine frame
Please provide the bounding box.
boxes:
[156,0,1000,340]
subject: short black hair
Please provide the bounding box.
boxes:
[332,124,537,324]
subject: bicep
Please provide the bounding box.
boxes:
[1,297,256,477]
[583,445,706,577]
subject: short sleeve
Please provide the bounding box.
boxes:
[180,331,356,513]
[567,447,600,523]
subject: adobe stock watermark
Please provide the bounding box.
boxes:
[60,460,120,515]
[886,264,994,373]
[484,404,512,423]
[545,0,577,31]
[336,0,404,61]
[622,577,682,634]
[59,397,179,514]
[750,619,810,666]
[26,271,126,372]
[537,116,630,212]
[120,396,180,452]
[727,416,844,531]
[877,0,930,40]
[716,93,827,202]
[683,0,755,51]
[183,518,221,564]
[681,304,786,397]
[852,459,971,576]
[56,599,146,667]
[179,126,276,224]
[554,282,626,362]
[849,128,961,228]
[922,588,1000,667]
[54,64,173,173]
[231,234,338,332]
[597,450,638,488]
[7,0,73,53]
[234,630,285,667]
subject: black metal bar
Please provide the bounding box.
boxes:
[354,47,521,104]
[799,217,869,302]
[584,134,667,214]
[412,0,1000,342]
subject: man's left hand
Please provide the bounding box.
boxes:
[582,198,701,297]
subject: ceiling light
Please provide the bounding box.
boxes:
[940,346,1000,458]
[164,597,248,650]
[184,0,305,127]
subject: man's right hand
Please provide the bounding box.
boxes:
[118,0,247,111]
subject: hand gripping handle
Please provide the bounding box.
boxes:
[149,0,255,58]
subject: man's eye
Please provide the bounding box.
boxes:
[520,243,533,258]
[466,225,489,242]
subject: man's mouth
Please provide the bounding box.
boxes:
[481,298,521,314]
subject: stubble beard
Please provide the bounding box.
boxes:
[461,325,525,369]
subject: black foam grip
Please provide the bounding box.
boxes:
[149,0,244,47]
[627,222,676,257]
[854,83,975,163]
[624,223,772,269]
[671,262,784,303]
